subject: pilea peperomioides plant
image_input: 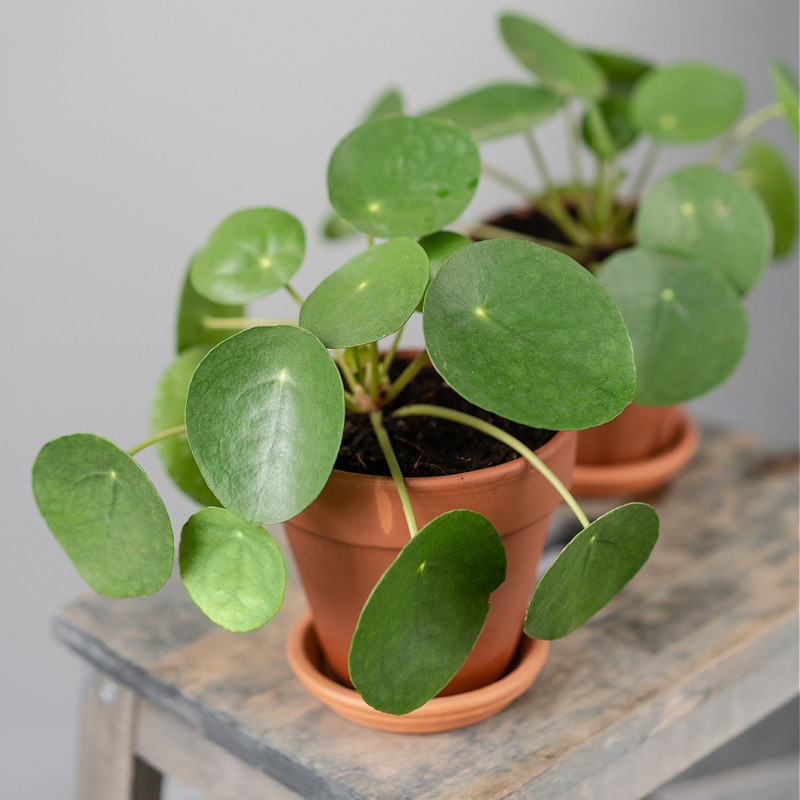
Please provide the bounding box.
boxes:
[349,12,799,408]
[32,114,659,715]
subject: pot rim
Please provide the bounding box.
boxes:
[327,428,575,491]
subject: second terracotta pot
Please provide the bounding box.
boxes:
[573,403,700,497]
[283,428,577,698]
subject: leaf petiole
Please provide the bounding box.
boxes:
[394,404,591,529]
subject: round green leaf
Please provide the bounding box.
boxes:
[191,208,305,304]
[32,434,173,597]
[180,507,286,632]
[299,238,429,348]
[770,59,799,140]
[327,115,481,239]
[631,62,744,143]
[499,13,607,100]
[423,82,563,142]
[736,140,799,258]
[525,502,658,640]
[422,239,635,430]
[176,258,245,353]
[349,510,506,715]
[636,165,773,295]
[150,346,218,506]
[598,248,748,406]
[585,48,653,97]
[185,325,344,525]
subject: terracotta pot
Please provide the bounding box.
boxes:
[283,428,577,705]
[572,403,700,497]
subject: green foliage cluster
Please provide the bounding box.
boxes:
[31,40,683,715]
[336,13,799,407]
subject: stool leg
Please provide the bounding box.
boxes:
[76,671,163,800]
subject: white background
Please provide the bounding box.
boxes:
[2,1,797,796]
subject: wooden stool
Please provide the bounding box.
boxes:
[54,426,799,800]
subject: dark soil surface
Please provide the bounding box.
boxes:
[334,358,555,478]
[488,204,634,270]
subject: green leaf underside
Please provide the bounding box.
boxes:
[582,96,638,157]
[349,510,506,715]
[417,230,472,311]
[185,326,344,525]
[499,14,607,100]
[423,238,635,430]
[299,238,429,348]
[150,346,219,506]
[191,208,305,305]
[176,258,245,353]
[585,48,653,96]
[736,141,799,258]
[525,503,658,640]
[424,82,563,141]
[635,165,773,295]
[631,62,744,143]
[32,434,173,597]
[770,60,799,140]
[327,115,481,239]
[180,507,286,632]
[598,249,748,406]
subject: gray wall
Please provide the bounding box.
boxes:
[2,2,796,796]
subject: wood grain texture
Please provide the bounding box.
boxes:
[54,425,799,800]
[76,672,162,800]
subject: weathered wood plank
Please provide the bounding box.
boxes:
[54,426,799,800]
[76,672,163,800]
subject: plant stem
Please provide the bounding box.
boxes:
[284,282,304,306]
[707,101,785,166]
[128,425,187,457]
[383,349,431,404]
[563,102,586,190]
[523,130,554,193]
[369,410,418,538]
[395,404,591,530]
[627,139,661,202]
[467,222,587,258]
[481,162,537,200]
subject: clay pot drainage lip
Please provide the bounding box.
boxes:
[286,611,549,734]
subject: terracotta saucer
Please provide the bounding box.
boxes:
[571,413,701,498]
[286,611,549,734]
